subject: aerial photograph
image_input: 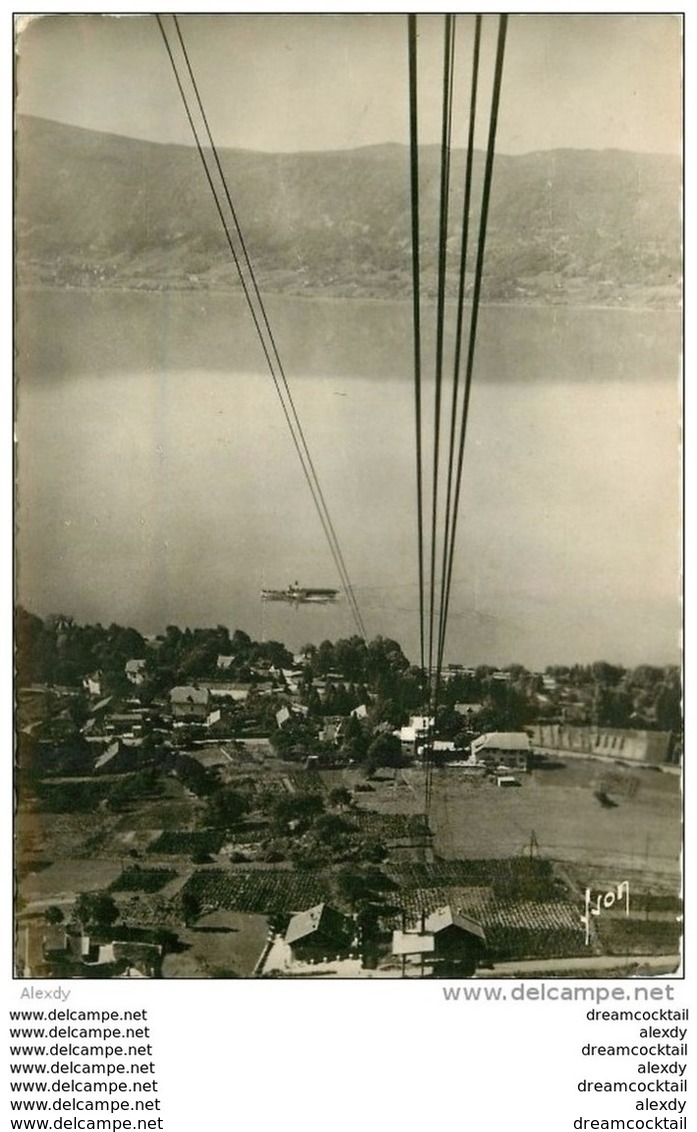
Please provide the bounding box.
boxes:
[14,13,682,978]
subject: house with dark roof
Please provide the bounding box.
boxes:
[426,906,486,954]
[90,696,114,718]
[201,681,252,702]
[42,928,163,978]
[104,710,145,737]
[284,904,355,961]
[169,685,210,721]
[275,703,309,728]
[94,738,143,773]
[394,905,486,975]
[42,925,69,958]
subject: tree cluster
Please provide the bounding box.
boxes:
[17,609,682,743]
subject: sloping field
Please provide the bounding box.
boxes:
[162,912,268,978]
[148,829,226,856]
[428,763,681,874]
[178,868,331,915]
[350,811,431,841]
[21,857,124,903]
[396,884,585,961]
[110,867,178,893]
[389,858,564,896]
[175,857,587,963]
[18,807,121,862]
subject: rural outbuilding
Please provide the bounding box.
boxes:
[470,731,531,771]
[284,904,354,961]
[170,685,210,721]
[426,906,487,973]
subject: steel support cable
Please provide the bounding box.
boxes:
[427,14,456,692]
[169,15,366,640]
[155,15,367,638]
[417,16,506,813]
[408,14,426,680]
[436,15,482,676]
[165,17,367,640]
[439,15,508,665]
[425,15,456,815]
[156,18,330,588]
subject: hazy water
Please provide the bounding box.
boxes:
[16,290,681,667]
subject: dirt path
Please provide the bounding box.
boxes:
[481,953,681,977]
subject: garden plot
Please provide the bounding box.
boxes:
[148,830,226,856]
[21,858,124,904]
[178,868,331,915]
[110,866,178,893]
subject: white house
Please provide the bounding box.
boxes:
[470,731,531,771]
[125,659,147,686]
[82,672,102,697]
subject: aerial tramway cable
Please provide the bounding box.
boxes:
[168,16,366,640]
[408,14,426,679]
[422,15,457,814]
[408,14,508,812]
[427,14,456,688]
[437,15,508,676]
[155,14,367,640]
[436,14,482,675]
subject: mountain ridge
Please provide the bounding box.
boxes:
[16,114,681,307]
[16,113,680,160]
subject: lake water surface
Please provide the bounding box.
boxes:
[16,289,681,667]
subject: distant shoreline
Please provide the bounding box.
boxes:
[15,282,682,317]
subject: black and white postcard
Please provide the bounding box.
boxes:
[13,12,683,984]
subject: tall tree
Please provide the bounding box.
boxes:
[73,892,119,930]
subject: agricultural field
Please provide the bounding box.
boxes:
[17,776,201,861]
[16,750,681,975]
[395,883,584,961]
[344,768,424,816]
[16,807,121,866]
[178,867,331,915]
[174,856,588,964]
[113,892,185,928]
[594,917,682,957]
[110,866,178,893]
[148,829,226,856]
[389,858,565,894]
[561,862,683,903]
[162,911,269,978]
[388,858,584,954]
[350,811,431,841]
[425,762,681,877]
[20,857,125,906]
[373,763,682,966]
[284,769,327,794]
[111,779,202,833]
[400,887,583,959]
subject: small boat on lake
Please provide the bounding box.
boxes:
[261,582,340,605]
